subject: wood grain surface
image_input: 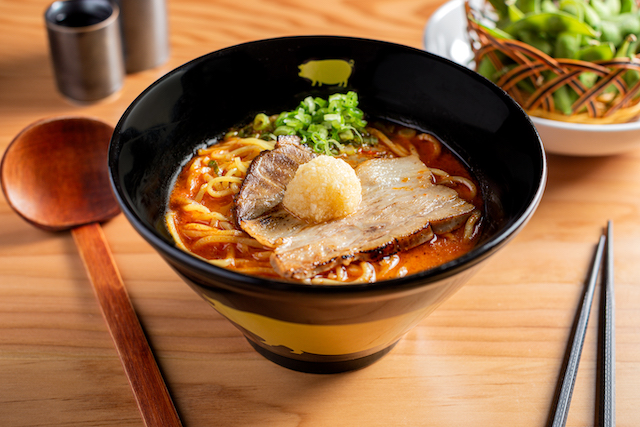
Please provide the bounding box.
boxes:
[1,0,639,426]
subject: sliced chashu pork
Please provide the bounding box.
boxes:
[235,137,477,280]
[234,135,316,221]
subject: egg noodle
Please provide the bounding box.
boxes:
[166,126,482,284]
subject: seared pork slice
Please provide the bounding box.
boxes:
[234,135,316,222]
[239,155,477,280]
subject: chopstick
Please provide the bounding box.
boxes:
[599,221,615,427]
[549,232,605,427]
[549,221,615,427]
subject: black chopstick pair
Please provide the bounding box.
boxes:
[548,221,615,427]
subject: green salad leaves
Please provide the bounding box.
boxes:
[239,91,376,155]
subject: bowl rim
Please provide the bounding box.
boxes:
[109,34,547,297]
[530,115,640,132]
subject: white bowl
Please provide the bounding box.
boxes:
[423,0,640,156]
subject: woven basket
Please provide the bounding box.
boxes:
[465,0,640,124]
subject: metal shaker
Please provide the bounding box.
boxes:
[45,0,125,102]
[114,0,170,73]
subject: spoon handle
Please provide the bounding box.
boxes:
[72,222,182,427]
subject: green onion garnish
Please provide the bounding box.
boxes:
[208,160,220,175]
[257,91,372,155]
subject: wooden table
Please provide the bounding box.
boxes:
[1,0,639,425]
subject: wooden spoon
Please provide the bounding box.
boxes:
[1,117,182,427]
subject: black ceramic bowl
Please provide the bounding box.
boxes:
[109,36,546,374]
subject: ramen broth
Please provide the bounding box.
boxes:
[166,121,483,284]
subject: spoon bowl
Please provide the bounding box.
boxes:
[1,117,182,427]
[1,117,119,230]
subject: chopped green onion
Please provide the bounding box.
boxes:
[252,113,271,131]
[273,125,296,136]
[323,113,342,122]
[260,91,372,155]
[208,160,220,175]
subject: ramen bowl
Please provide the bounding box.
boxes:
[108,36,546,374]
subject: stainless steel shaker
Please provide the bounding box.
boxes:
[45,0,125,102]
[115,0,170,73]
